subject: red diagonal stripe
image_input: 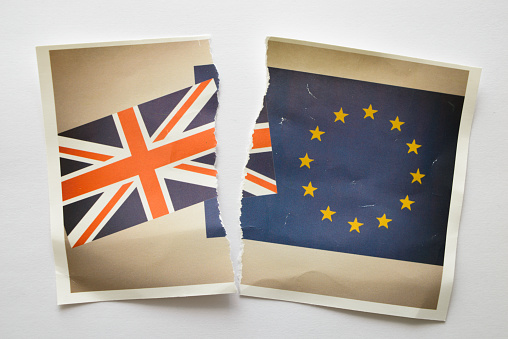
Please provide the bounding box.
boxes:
[73,182,132,248]
[62,112,216,203]
[154,79,212,142]
[59,146,113,162]
[246,173,277,193]
[174,163,217,176]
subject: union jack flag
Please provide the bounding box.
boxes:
[59,76,218,248]
[243,100,277,197]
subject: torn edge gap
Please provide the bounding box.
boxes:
[237,38,272,288]
[207,38,238,292]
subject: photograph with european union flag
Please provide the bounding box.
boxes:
[240,37,481,320]
[37,37,235,304]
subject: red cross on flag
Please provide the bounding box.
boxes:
[59,79,218,248]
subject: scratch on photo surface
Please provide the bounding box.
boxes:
[283,213,290,226]
[306,84,317,99]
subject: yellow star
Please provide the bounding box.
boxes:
[309,126,325,141]
[406,139,421,154]
[302,182,317,197]
[299,153,314,168]
[389,116,405,131]
[363,104,377,119]
[348,218,363,233]
[377,214,392,228]
[321,206,336,221]
[334,108,349,123]
[410,168,425,184]
[400,195,415,210]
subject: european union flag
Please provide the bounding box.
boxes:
[241,67,465,266]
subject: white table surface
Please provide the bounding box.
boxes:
[1,0,507,337]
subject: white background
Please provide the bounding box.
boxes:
[1,0,507,337]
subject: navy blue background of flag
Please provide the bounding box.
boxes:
[241,67,465,266]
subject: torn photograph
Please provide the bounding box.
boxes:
[240,37,481,320]
[37,37,235,304]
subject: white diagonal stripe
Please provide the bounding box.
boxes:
[133,105,153,149]
[243,180,276,196]
[67,180,135,247]
[86,182,137,244]
[157,163,217,188]
[150,80,217,145]
[131,176,153,221]
[59,153,101,166]
[245,168,277,187]
[250,146,272,154]
[112,113,130,155]
[178,122,215,141]
[58,136,126,159]
[166,80,217,139]
[254,122,269,129]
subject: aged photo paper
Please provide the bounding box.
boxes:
[240,37,481,320]
[37,37,235,304]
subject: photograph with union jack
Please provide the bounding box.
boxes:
[59,65,219,248]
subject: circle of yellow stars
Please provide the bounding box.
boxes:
[298,104,426,233]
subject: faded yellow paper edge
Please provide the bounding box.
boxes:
[240,37,481,321]
[65,202,234,293]
[267,37,473,96]
[48,37,214,133]
[241,240,442,307]
[36,37,236,305]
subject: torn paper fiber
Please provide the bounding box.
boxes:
[37,37,235,304]
[240,37,481,320]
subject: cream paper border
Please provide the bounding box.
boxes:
[240,37,481,321]
[37,37,236,304]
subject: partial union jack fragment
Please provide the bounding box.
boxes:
[59,77,218,248]
[243,100,277,197]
